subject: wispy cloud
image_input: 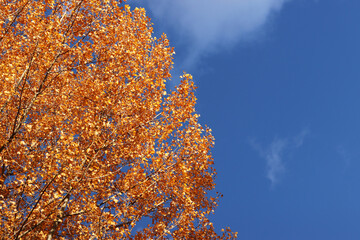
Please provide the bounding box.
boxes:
[336,145,351,171]
[251,138,287,188]
[251,129,309,188]
[293,128,310,148]
[266,138,288,187]
[144,0,290,69]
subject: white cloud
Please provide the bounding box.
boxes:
[144,0,290,68]
[252,138,287,187]
[265,138,287,187]
[293,128,310,148]
[251,129,309,188]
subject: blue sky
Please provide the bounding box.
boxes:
[131,0,360,239]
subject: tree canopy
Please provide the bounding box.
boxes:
[0,0,236,239]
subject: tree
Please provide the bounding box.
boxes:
[0,0,236,239]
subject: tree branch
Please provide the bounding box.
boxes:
[14,173,58,240]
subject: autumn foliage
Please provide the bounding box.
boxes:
[0,0,236,239]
